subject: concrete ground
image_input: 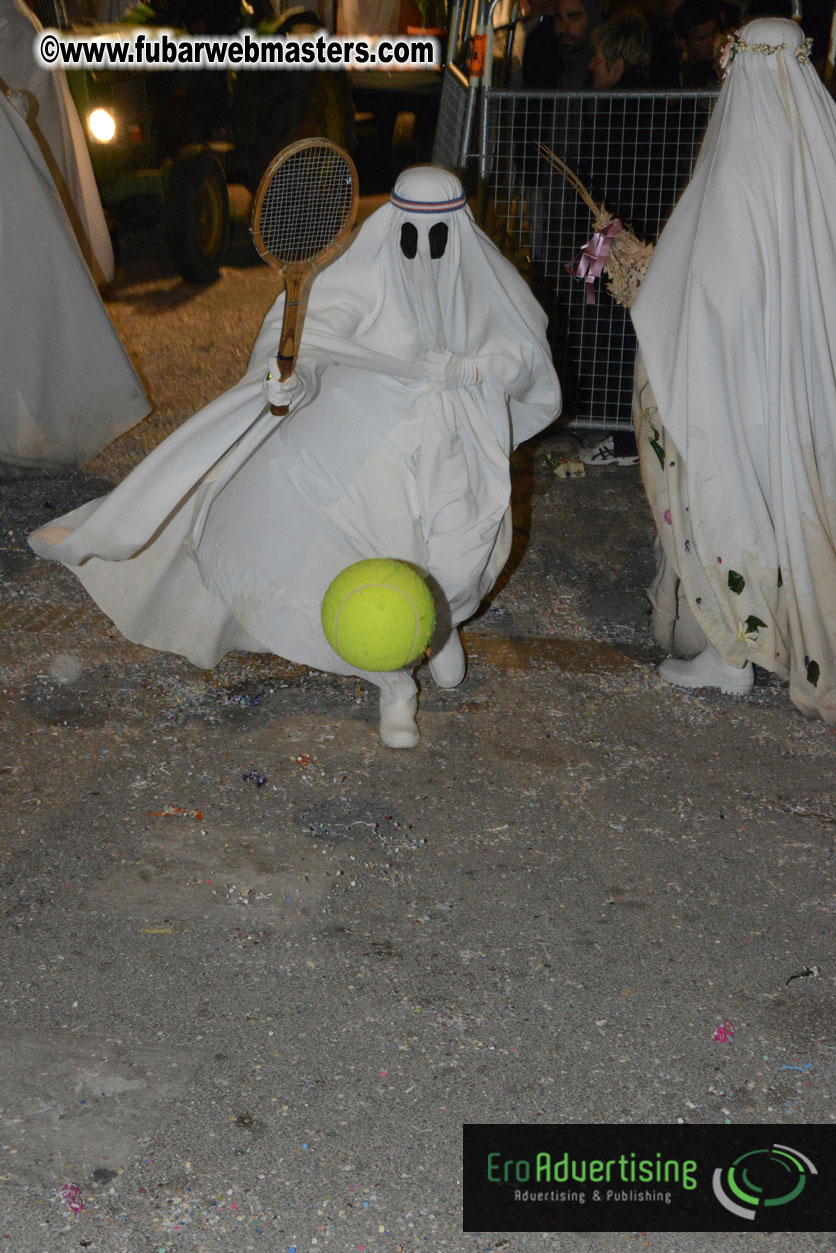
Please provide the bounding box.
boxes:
[1,213,835,1253]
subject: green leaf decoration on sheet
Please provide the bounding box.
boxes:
[807,659,820,687]
[727,570,745,594]
[648,426,665,470]
[744,615,767,635]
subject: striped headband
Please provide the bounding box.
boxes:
[390,189,467,213]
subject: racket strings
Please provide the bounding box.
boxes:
[257,146,355,264]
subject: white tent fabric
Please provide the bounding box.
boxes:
[0,0,115,285]
[632,17,836,723]
[0,87,149,470]
[29,166,561,691]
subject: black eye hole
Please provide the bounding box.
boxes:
[400,222,418,259]
[429,221,449,259]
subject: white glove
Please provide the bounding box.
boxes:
[423,349,481,390]
[263,364,304,409]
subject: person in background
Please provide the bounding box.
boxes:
[554,0,604,86]
[715,0,741,34]
[604,0,692,85]
[589,11,653,86]
[518,0,603,271]
[523,0,604,87]
[576,12,652,468]
[520,0,560,86]
[673,0,720,86]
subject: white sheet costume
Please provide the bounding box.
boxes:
[29,166,561,745]
[631,18,836,722]
[0,87,149,471]
[0,0,115,285]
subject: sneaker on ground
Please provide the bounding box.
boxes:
[658,643,755,696]
[578,433,639,466]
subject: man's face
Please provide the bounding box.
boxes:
[554,0,590,50]
[682,18,717,63]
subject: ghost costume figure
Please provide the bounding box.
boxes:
[0,0,115,285]
[0,87,149,470]
[30,166,561,747]
[632,18,836,722]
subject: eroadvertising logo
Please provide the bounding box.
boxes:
[462,1125,836,1232]
[712,1143,817,1220]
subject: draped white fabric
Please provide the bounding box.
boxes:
[0,88,149,470]
[0,0,115,285]
[29,167,561,684]
[631,18,836,723]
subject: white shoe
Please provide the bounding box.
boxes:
[429,630,466,689]
[578,433,639,466]
[379,690,419,749]
[658,642,754,695]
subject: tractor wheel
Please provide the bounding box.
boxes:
[165,146,230,284]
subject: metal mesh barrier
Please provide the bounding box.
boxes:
[481,88,717,429]
[30,0,70,25]
[433,65,471,168]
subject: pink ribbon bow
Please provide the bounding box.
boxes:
[566,219,623,304]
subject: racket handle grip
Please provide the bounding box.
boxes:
[276,351,295,379]
[270,271,306,417]
[269,350,295,415]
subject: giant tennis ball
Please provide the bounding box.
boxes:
[321,558,436,671]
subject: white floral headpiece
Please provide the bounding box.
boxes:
[719,30,813,75]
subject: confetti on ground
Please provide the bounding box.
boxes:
[61,1182,84,1214]
[242,770,268,787]
[149,805,203,819]
[549,455,585,479]
[713,1020,736,1043]
[786,964,821,985]
[225,884,272,907]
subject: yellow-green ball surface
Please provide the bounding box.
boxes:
[321,558,436,671]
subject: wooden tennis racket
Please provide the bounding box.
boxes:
[251,138,359,416]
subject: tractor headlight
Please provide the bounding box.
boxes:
[88,108,116,143]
